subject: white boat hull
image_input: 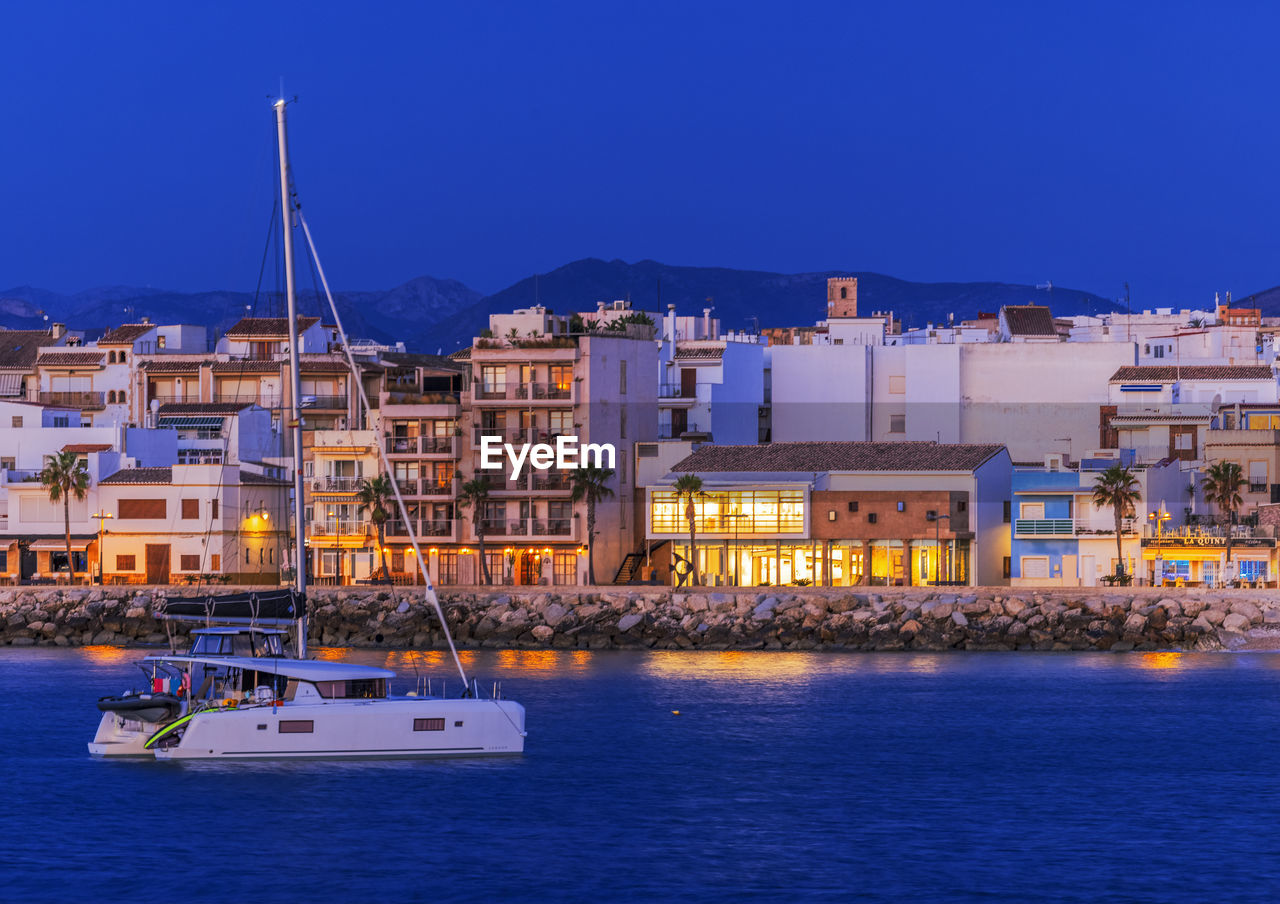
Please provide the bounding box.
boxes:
[151,696,526,760]
[88,711,168,757]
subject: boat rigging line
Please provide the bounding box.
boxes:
[295,210,471,690]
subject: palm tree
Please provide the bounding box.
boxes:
[672,473,704,586]
[568,465,614,585]
[1202,461,1246,570]
[356,474,396,584]
[1091,464,1141,579]
[41,450,89,582]
[456,474,493,585]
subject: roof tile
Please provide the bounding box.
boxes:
[671,441,1006,474]
[1111,365,1275,382]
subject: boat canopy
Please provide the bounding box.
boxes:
[140,655,395,681]
[157,589,305,625]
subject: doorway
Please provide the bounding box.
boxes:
[145,544,170,584]
[518,552,540,585]
[19,543,36,581]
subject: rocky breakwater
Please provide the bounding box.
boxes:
[5,586,1279,652]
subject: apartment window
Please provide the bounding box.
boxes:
[246,548,251,564]
[480,365,506,396]
[180,555,200,571]
[889,414,905,434]
[260,548,264,564]
[211,554,221,572]
[115,554,136,571]
[620,407,627,439]
[549,409,572,435]
[1249,462,1267,494]
[619,360,627,394]
[619,456,627,485]
[119,351,127,364]
[1,457,14,470]
[0,551,6,571]
[1003,501,1012,523]
[157,336,166,349]
[549,364,572,392]
[211,499,218,519]
[1002,556,1012,579]
[8,417,18,429]
[118,499,166,520]
[888,376,906,394]
[181,498,199,519]
[414,718,445,731]
[53,416,69,428]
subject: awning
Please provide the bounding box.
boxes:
[0,373,23,397]
[28,538,92,551]
[157,415,225,429]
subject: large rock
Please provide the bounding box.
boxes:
[530,625,554,642]
[617,613,644,633]
[1229,601,1263,625]
[751,598,779,621]
[1222,613,1251,633]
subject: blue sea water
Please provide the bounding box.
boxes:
[3,647,1280,903]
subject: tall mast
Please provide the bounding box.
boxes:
[274,98,309,657]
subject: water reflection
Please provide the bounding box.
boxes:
[644,651,820,681]
[80,645,132,665]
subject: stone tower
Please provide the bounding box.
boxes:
[827,277,858,318]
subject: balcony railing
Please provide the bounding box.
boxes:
[4,469,44,483]
[508,519,529,536]
[659,383,688,399]
[533,473,571,491]
[216,392,282,407]
[473,382,573,402]
[149,394,200,406]
[300,395,347,410]
[420,478,457,497]
[532,519,572,536]
[385,435,457,455]
[310,520,367,537]
[312,476,362,492]
[480,519,508,536]
[38,391,104,409]
[395,480,419,497]
[1016,518,1140,537]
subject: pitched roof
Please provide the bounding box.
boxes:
[298,357,354,374]
[674,346,725,360]
[156,402,253,415]
[211,360,281,374]
[100,467,173,485]
[448,347,472,361]
[1110,365,1276,382]
[671,441,1006,474]
[0,330,59,369]
[98,324,156,345]
[38,350,105,367]
[223,316,321,338]
[1001,305,1059,337]
[61,443,112,454]
[141,359,206,374]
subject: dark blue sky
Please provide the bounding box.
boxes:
[2,2,1277,305]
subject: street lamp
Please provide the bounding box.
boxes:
[91,512,112,584]
[927,511,950,585]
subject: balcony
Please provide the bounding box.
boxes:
[386,435,458,455]
[508,519,530,536]
[480,519,508,536]
[658,383,687,399]
[312,477,362,492]
[216,392,282,408]
[394,479,419,497]
[39,391,104,409]
[310,520,367,537]
[149,394,200,406]
[1015,518,1139,537]
[532,519,572,536]
[473,382,574,403]
[300,395,347,410]
[420,478,458,498]
[533,473,571,492]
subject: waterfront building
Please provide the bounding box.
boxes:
[1010,451,1187,587]
[643,441,1011,587]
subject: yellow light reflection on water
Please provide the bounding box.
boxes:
[1138,651,1183,671]
[643,650,817,681]
[81,645,131,664]
[312,647,351,661]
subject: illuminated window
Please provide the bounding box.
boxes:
[649,489,805,534]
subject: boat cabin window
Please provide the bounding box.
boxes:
[313,678,387,699]
[190,635,234,656]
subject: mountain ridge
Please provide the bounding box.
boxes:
[1,259,1131,352]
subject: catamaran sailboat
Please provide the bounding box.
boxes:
[88,98,526,760]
